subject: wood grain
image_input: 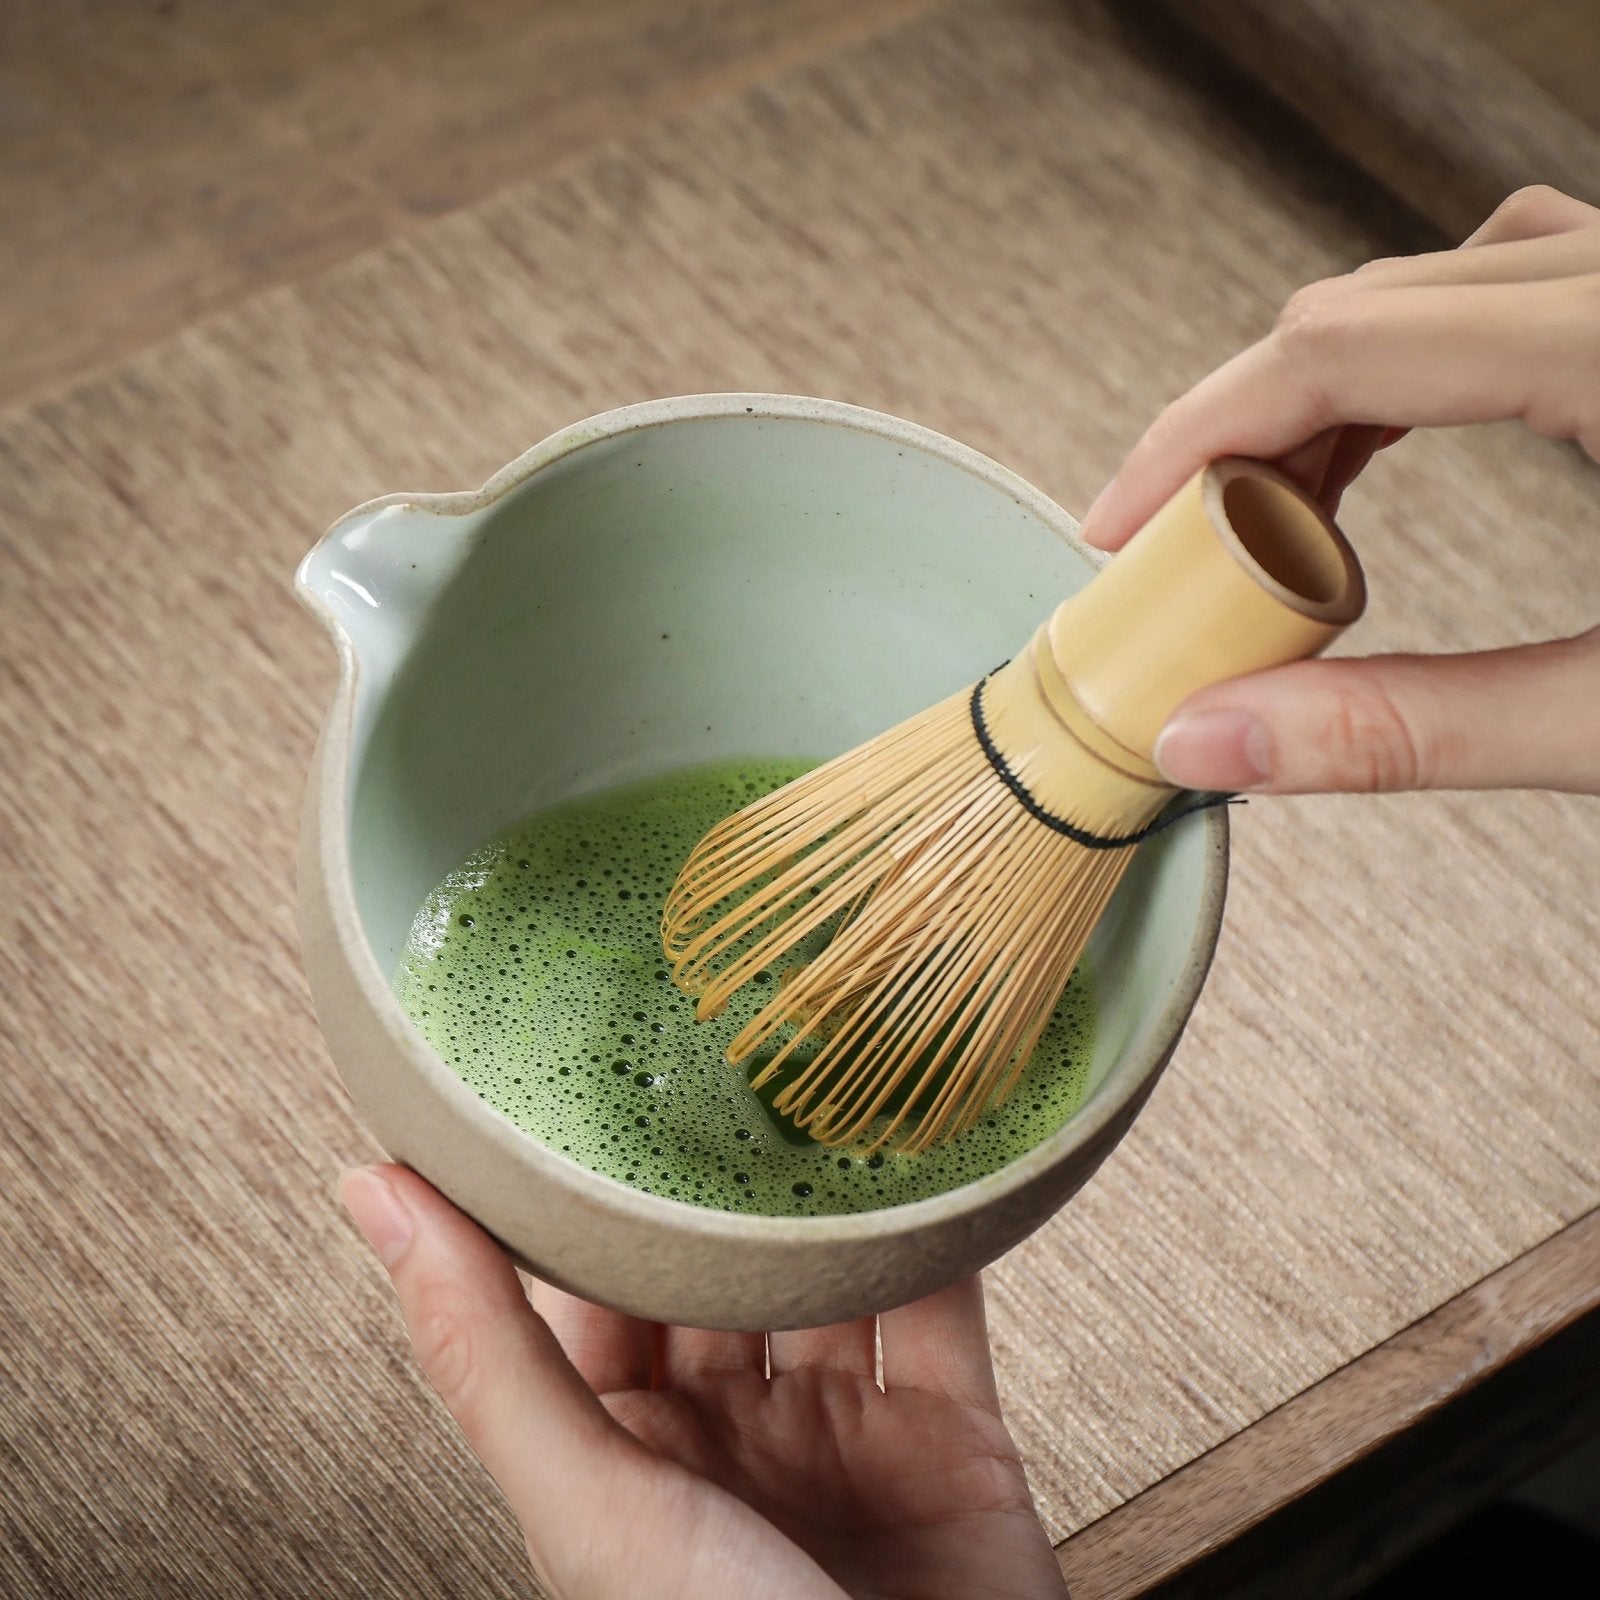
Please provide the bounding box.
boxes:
[1155,0,1600,241]
[1438,0,1600,128]
[2,1,1598,1594]
[1054,1208,1600,1597]
[0,0,931,410]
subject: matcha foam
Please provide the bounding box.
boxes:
[395,760,1094,1217]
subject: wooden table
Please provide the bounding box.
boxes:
[3,4,1597,1596]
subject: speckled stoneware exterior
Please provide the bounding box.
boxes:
[295,394,1228,1331]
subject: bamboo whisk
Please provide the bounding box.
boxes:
[662,459,1366,1152]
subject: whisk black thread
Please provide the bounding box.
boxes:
[969,670,1237,850]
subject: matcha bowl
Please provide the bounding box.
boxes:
[296,393,1226,1330]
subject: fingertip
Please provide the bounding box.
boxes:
[374,1162,454,1220]
[1154,706,1273,791]
[340,1165,416,1268]
[1079,521,1127,553]
[1078,484,1116,549]
[1078,484,1136,552]
[341,1164,521,1292]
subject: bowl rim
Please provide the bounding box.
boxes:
[296,391,1228,1244]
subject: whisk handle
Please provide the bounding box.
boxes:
[1046,458,1366,775]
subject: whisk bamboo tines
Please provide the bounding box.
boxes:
[662,459,1366,1153]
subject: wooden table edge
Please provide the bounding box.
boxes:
[1053,1205,1600,1597]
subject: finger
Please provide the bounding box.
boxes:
[1289,195,1600,491]
[1323,228,1600,297]
[1314,423,1389,512]
[1271,423,1385,511]
[1152,630,1600,795]
[769,1317,878,1382]
[1081,277,1592,551]
[1252,204,1599,495]
[658,1325,768,1388]
[1463,184,1600,246]
[1272,425,1343,501]
[340,1165,635,1513]
[525,1277,658,1394]
[1081,339,1274,550]
[1082,185,1599,554]
[879,1275,1002,1417]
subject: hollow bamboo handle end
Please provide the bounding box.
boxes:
[1048,458,1366,770]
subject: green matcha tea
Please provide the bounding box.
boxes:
[395,760,1095,1217]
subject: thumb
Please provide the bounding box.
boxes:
[339,1165,636,1521]
[1152,630,1600,795]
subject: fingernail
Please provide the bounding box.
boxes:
[1154,708,1272,790]
[340,1166,414,1267]
[1080,478,1124,548]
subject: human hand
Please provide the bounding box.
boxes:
[1081,184,1600,798]
[340,1165,1067,1600]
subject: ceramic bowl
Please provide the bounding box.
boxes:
[296,393,1227,1330]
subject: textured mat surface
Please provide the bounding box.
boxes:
[3,1,1597,1592]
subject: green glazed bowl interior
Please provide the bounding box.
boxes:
[297,393,1226,1329]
